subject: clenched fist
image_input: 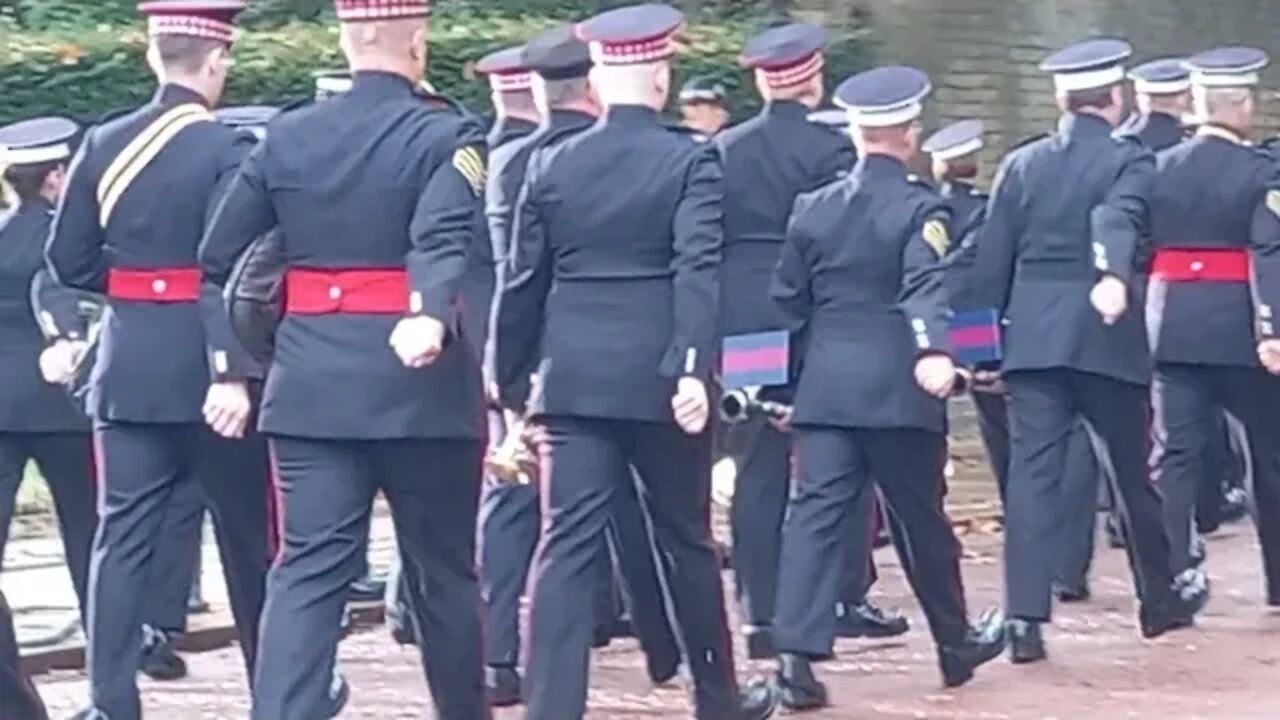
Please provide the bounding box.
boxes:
[1090,275,1128,325]
[671,376,710,435]
[1259,339,1280,375]
[204,381,252,439]
[38,339,87,385]
[389,315,446,368]
[914,354,957,399]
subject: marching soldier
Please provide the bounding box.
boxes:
[44,3,273,717]
[479,26,682,704]
[925,120,1103,603]
[1123,58,1193,151]
[744,66,1006,712]
[199,0,490,717]
[492,5,772,719]
[974,38,1209,664]
[1146,47,1280,602]
[0,118,96,627]
[716,22,906,661]
[678,76,731,140]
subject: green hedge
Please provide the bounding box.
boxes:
[0,7,868,125]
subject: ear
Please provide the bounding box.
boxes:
[146,44,166,82]
[411,24,427,62]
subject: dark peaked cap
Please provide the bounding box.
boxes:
[524,24,593,80]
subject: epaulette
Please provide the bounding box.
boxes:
[906,173,936,190]
[663,122,707,143]
[278,97,312,115]
[415,89,465,114]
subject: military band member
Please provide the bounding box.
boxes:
[480,25,682,705]
[716,23,905,661]
[975,38,1209,664]
[678,75,731,140]
[200,0,490,716]
[492,5,772,719]
[0,118,96,628]
[746,66,1005,712]
[1146,47,1280,603]
[44,3,273,717]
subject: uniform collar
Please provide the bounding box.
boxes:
[547,108,596,130]
[1147,110,1183,129]
[761,100,812,120]
[488,116,539,147]
[350,71,416,99]
[604,104,660,126]
[153,83,210,109]
[1058,112,1115,138]
[1197,123,1247,145]
[855,152,909,179]
[941,179,977,197]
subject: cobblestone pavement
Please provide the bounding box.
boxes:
[30,523,1280,719]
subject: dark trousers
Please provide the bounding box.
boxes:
[87,422,269,720]
[727,419,875,629]
[254,437,487,720]
[1004,370,1174,622]
[1,589,47,720]
[774,427,968,656]
[142,477,204,633]
[0,433,96,624]
[524,417,738,720]
[1151,364,1280,597]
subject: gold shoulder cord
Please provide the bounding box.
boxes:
[96,103,214,228]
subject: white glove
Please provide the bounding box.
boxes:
[389,315,447,368]
[38,340,87,385]
[1090,275,1128,325]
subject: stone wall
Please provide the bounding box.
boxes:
[795,0,1280,175]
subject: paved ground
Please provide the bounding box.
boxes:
[25,523,1280,719]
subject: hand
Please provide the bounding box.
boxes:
[768,406,794,433]
[671,376,710,435]
[1089,275,1128,325]
[972,369,1007,394]
[914,354,957,399]
[38,340,87,385]
[203,381,252,439]
[389,315,446,368]
[1259,339,1280,375]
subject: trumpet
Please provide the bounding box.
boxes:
[484,419,539,485]
[719,388,792,425]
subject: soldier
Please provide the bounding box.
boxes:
[0,589,47,720]
[0,118,96,628]
[199,0,490,716]
[479,25,682,705]
[678,76,731,140]
[742,66,1005,712]
[1124,58,1248,556]
[715,23,906,661]
[1146,47,1280,603]
[491,5,772,719]
[975,38,1210,664]
[44,3,274,717]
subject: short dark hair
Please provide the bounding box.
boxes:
[153,35,224,74]
[1065,84,1117,113]
[3,161,60,203]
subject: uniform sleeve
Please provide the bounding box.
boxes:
[200,143,278,382]
[1248,178,1280,341]
[490,151,551,414]
[658,143,724,380]
[1090,142,1154,284]
[768,198,818,398]
[45,130,108,293]
[29,268,95,342]
[900,197,953,356]
[972,153,1023,313]
[486,145,525,266]
[406,125,485,326]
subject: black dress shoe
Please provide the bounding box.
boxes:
[938,608,1007,688]
[740,683,779,720]
[485,665,522,707]
[592,623,612,649]
[140,629,188,681]
[1105,515,1127,549]
[1007,618,1046,664]
[348,576,387,605]
[647,650,681,686]
[1141,569,1209,639]
[744,625,776,660]
[1052,581,1091,603]
[773,653,828,711]
[836,601,909,639]
[388,601,416,646]
[610,616,636,639]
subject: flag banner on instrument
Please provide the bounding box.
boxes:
[721,330,790,389]
[950,309,1003,365]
